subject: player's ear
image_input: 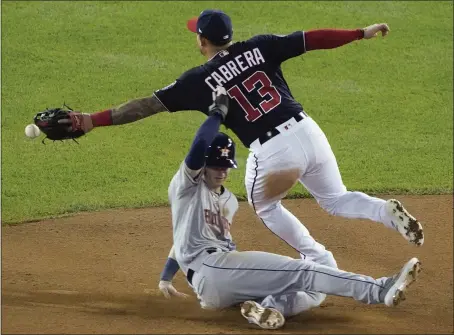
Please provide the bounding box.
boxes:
[199,35,209,47]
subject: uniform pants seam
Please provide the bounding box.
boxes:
[250,153,307,259]
[201,262,385,289]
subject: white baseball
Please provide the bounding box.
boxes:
[25,124,41,138]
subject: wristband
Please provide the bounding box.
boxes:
[359,28,365,39]
[90,109,113,127]
[160,257,180,281]
[209,108,226,122]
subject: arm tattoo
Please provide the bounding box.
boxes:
[111,95,167,125]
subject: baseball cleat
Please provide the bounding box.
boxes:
[240,300,285,330]
[380,257,422,307]
[386,199,424,246]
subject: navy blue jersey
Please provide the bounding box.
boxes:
[154,31,307,148]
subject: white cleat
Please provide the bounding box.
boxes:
[381,257,422,307]
[240,300,285,330]
[386,199,424,246]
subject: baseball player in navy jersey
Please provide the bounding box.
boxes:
[156,87,421,330]
[67,9,424,265]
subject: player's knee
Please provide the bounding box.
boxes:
[307,249,338,269]
[318,201,336,216]
[324,250,338,269]
[310,292,327,307]
[318,197,342,216]
[291,292,326,315]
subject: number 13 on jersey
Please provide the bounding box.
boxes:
[227,71,282,122]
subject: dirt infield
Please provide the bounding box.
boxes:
[2,195,453,334]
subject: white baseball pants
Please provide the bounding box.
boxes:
[245,116,394,266]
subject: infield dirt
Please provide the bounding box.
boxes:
[2,195,453,334]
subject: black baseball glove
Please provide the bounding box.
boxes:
[34,104,92,143]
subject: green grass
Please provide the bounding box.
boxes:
[1,1,452,223]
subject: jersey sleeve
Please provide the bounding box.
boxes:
[250,32,306,64]
[168,161,203,202]
[221,190,239,224]
[154,69,202,113]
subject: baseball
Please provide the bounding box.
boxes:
[25,124,40,138]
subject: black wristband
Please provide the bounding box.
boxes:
[359,28,365,39]
[211,108,226,121]
[160,258,180,281]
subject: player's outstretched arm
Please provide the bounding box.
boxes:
[107,95,168,125]
[158,246,189,299]
[305,23,390,51]
[57,94,167,135]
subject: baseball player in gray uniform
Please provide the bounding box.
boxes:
[157,88,422,330]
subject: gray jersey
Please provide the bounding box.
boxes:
[168,161,238,274]
[168,165,409,319]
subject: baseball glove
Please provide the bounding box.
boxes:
[34,104,91,144]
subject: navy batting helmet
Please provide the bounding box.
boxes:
[205,132,238,168]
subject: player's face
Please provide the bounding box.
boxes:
[205,167,230,189]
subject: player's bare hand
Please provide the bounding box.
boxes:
[158,280,189,299]
[362,23,390,39]
[57,112,94,134]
